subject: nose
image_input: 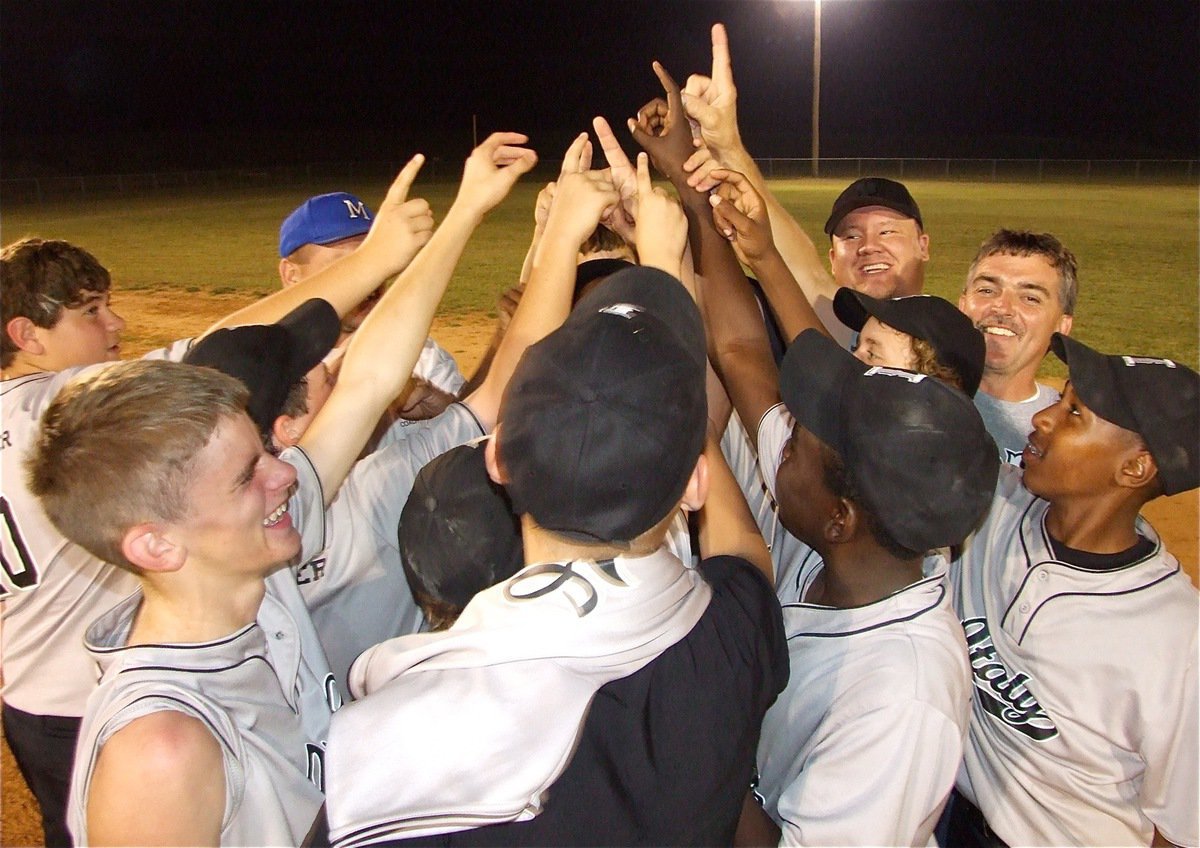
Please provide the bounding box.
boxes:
[1030,403,1055,434]
[105,306,127,332]
[856,230,882,254]
[265,453,298,490]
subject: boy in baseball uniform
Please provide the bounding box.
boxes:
[0,179,432,846]
[23,134,537,846]
[736,330,998,846]
[945,333,1199,847]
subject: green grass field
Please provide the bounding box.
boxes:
[3,177,1196,377]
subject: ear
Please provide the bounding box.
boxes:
[272,414,300,449]
[827,244,836,271]
[121,523,187,574]
[1116,448,1159,492]
[824,497,858,544]
[916,232,930,261]
[6,316,45,356]
[484,429,507,485]
[1057,313,1074,336]
[679,453,710,513]
[279,258,302,289]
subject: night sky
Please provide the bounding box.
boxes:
[3,0,1197,174]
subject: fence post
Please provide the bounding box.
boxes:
[1085,160,1091,180]
[898,159,904,177]
[944,159,950,177]
[1134,160,1141,180]
[1037,159,1043,182]
[991,159,997,181]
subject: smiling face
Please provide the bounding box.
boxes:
[169,412,301,575]
[959,252,1072,400]
[829,207,929,299]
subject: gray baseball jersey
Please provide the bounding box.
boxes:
[972,382,1059,466]
[297,403,486,688]
[756,557,970,846]
[0,340,192,717]
[721,408,819,600]
[414,337,466,396]
[68,445,340,847]
[950,465,1199,846]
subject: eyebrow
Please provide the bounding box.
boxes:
[970,274,1053,296]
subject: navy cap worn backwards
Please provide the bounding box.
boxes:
[824,177,922,236]
[833,288,986,397]
[279,192,374,258]
[779,329,999,552]
[183,298,340,436]
[1051,333,1199,496]
[399,442,525,611]
[498,266,707,544]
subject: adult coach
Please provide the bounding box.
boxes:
[957,229,1077,463]
[679,23,929,346]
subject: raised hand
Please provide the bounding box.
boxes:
[592,115,638,243]
[361,154,436,276]
[542,132,620,250]
[456,132,539,217]
[628,62,696,184]
[533,181,557,233]
[708,168,773,265]
[682,23,742,158]
[634,152,687,276]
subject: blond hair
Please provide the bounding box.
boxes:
[26,359,248,572]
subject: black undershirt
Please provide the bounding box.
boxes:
[1047,533,1154,571]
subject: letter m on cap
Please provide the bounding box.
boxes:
[342,200,371,220]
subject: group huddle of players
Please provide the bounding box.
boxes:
[2,23,1196,848]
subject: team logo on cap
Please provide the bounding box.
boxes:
[599,303,644,320]
[342,199,371,220]
[1120,355,1176,368]
[863,366,927,383]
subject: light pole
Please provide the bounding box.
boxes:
[812,0,821,177]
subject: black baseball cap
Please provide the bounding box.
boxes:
[183,298,340,435]
[1050,333,1199,496]
[498,266,707,544]
[824,177,923,236]
[833,288,986,397]
[779,329,999,552]
[398,442,525,611]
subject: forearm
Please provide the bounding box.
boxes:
[698,437,772,581]
[203,247,398,337]
[464,232,577,430]
[747,245,832,344]
[304,203,483,500]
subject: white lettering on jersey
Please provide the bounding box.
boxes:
[864,366,927,383]
[305,743,326,792]
[1121,355,1176,368]
[963,617,1058,741]
[599,303,643,320]
[341,200,371,220]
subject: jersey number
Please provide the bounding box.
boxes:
[0,496,40,597]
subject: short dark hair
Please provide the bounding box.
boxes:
[967,229,1078,315]
[1,238,112,367]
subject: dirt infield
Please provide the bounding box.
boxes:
[3,290,1196,846]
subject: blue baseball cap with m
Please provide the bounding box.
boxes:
[279,192,374,258]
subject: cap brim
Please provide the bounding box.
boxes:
[1050,333,1139,434]
[832,288,872,332]
[277,298,341,386]
[779,329,865,452]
